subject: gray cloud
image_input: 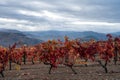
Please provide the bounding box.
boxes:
[0,0,120,33]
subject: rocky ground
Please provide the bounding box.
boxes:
[0,61,120,80]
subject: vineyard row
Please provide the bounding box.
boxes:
[0,34,120,77]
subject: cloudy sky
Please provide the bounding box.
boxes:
[0,0,120,33]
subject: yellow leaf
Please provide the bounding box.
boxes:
[15,64,21,70]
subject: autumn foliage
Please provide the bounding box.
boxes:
[1,34,120,77]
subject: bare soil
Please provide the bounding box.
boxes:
[0,61,120,80]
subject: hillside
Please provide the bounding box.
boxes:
[0,29,42,47]
[111,32,120,36]
[0,29,120,47]
[24,30,107,41]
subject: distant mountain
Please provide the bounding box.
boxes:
[0,28,22,33]
[24,30,107,41]
[111,32,120,37]
[1,28,119,47]
[0,29,42,47]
